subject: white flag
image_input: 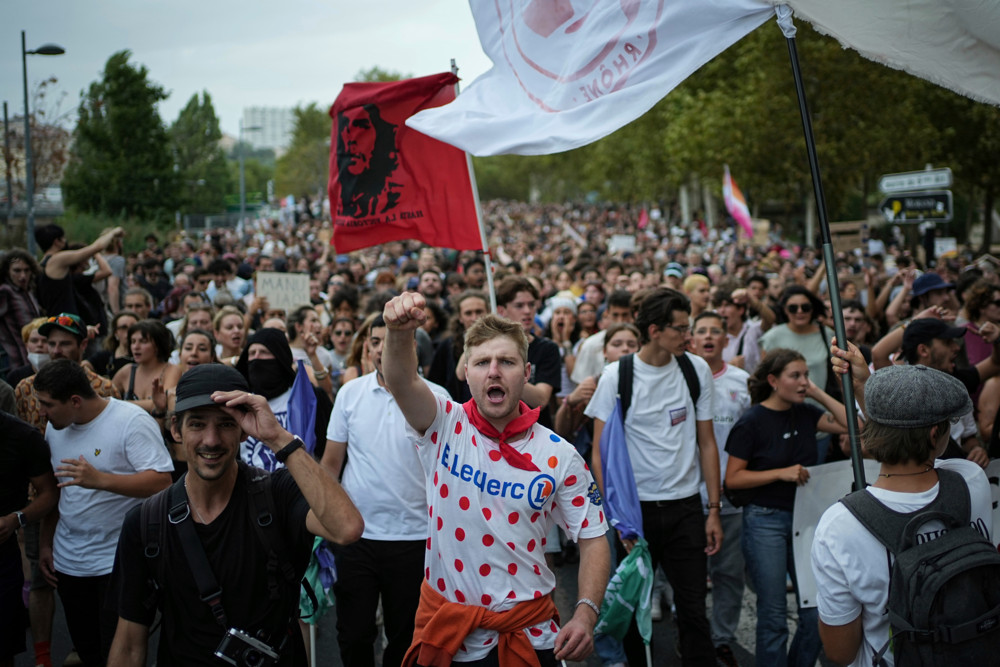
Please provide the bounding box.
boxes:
[408,0,775,156]
[778,0,1000,108]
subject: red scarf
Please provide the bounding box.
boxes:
[462,399,541,472]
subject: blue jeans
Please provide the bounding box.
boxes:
[741,505,820,667]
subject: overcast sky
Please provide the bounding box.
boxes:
[2,0,492,138]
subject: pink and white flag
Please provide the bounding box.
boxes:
[723,165,753,238]
[408,0,774,156]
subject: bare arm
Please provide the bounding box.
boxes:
[830,338,870,415]
[46,227,124,277]
[213,391,363,545]
[553,534,610,662]
[871,323,905,370]
[54,461,171,498]
[819,616,863,666]
[521,381,554,409]
[973,322,1000,382]
[805,259,825,296]
[725,455,810,489]
[92,252,113,282]
[806,382,852,435]
[320,439,347,479]
[978,377,1000,441]
[382,293,440,435]
[696,420,723,555]
[107,618,150,667]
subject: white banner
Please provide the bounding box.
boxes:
[255,271,310,314]
[408,0,774,156]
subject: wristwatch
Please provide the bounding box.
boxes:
[14,511,27,530]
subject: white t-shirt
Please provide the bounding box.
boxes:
[584,353,715,500]
[292,346,333,373]
[699,363,751,515]
[811,458,994,667]
[407,394,607,661]
[46,399,173,576]
[570,330,606,384]
[327,372,450,540]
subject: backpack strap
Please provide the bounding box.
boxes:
[167,475,229,628]
[140,482,176,611]
[618,353,634,423]
[242,463,302,604]
[736,325,747,356]
[839,468,971,555]
[675,352,701,406]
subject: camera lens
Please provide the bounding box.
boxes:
[243,650,263,667]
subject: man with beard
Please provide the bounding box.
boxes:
[321,314,450,666]
[336,104,401,218]
[381,292,609,665]
[106,364,363,666]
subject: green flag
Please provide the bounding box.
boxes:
[595,537,653,644]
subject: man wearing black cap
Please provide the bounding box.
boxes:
[107,364,363,667]
[873,316,1000,465]
[812,361,994,666]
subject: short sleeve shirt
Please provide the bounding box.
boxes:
[407,394,606,661]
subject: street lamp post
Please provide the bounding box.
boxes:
[238,119,262,225]
[22,30,65,255]
[3,102,13,223]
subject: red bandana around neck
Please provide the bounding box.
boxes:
[462,399,541,472]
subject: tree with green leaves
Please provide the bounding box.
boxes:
[274,103,329,203]
[170,92,231,214]
[62,50,178,220]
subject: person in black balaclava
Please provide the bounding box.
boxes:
[236,328,331,468]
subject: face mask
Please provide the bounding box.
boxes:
[247,359,291,399]
[28,352,50,371]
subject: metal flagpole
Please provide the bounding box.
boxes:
[776,5,865,491]
[451,59,497,312]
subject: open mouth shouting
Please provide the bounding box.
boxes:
[486,385,507,405]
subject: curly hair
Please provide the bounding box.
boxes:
[0,248,40,290]
[964,278,1000,323]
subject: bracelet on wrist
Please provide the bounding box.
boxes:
[576,597,600,618]
[274,437,305,463]
[705,502,722,511]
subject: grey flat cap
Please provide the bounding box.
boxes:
[864,364,972,428]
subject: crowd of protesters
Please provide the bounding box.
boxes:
[1,198,998,667]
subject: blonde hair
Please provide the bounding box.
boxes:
[683,274,709,293]
[464,314,529,362]
[213,305,245,332]
[22,317,48,343]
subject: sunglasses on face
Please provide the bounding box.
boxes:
[332,330,353,337]
[786,303,813,314]
[47,315,78,327]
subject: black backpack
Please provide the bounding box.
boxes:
[617,352,699,421]
[839,468,1000,666]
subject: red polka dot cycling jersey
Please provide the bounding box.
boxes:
[407,394,607,660]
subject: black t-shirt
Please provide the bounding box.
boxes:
[725,403,823,511]
[428,336,472,403]
[527,336,562,430]
[953,365,981,396]
[111,467,313,666]
[0,412,51,523]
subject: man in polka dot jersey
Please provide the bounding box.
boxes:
[383,293,610,666]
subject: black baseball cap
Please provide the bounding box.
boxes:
[174,364,249,413]
[901,318,965,352]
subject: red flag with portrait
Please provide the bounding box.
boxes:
[328,73,482,253]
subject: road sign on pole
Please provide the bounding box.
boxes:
[879,190,953,223]
[878,168,953,194]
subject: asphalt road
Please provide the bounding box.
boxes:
[16,555,826,667]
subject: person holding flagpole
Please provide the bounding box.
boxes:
[381,292,609,666]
